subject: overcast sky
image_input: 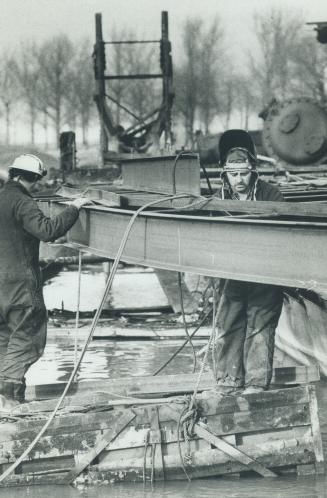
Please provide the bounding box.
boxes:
[2,0,327,61]
[2,0,327,143]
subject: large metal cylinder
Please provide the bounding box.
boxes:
[262,98,327,167]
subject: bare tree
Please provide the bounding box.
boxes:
[249,8,304,108]
[66,39,95,145]
[292,35,327,103]
[123,41,160,121]
[229,73,255,129]
[107,27,129,125]
[174,19,202,147]
[197,18,226,134]
[0,55,19,144]
[35,35,74,145]
[12,42,40,145]
[175,17,228,145]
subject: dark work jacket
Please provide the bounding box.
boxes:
[0,180,79,310]
[217,178,284,202]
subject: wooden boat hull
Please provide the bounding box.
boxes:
[0,370,324,487]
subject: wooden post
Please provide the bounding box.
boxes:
[59,131,76,182]
[149,406,165,481]
[94,13,109,164]
[160,11,173,147]
[308,385,325,474]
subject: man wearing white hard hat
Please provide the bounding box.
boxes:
[213,130,284,395]
[0,154,88,408]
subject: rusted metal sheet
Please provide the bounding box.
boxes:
[44,202,327,293]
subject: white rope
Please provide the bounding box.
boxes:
[74,250,82,366]
[189,280,226,411]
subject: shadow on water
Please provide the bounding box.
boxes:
[1,476,327,498]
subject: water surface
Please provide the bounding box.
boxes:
[2,268,327,497]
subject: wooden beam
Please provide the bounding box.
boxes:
[104,73,163,80]
[307,385,325,474]
[25,366,320,401]
[194,424,277,478]
[1,386,313,446]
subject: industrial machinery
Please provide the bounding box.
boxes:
[262,97,327,170]
[93,11,174,165]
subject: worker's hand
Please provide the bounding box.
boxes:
[70,197,91,210]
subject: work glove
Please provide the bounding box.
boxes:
[70,197,91,210]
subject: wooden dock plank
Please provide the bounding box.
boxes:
[204,404,311,437]
[4,386,313,438]
[25,365,320,401]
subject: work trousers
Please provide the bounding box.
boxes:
[215,280,284,389]
[0,270,47,385]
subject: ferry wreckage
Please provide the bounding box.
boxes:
[1,13,327,488]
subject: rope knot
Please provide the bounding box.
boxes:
[181,406,198,439]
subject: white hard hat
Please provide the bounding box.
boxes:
[9,154,47,177]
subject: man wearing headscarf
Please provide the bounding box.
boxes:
[214,129,284,395]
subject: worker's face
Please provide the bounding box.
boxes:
[226,167,252,194]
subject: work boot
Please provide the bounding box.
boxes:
[242,385,265,395]
[0,381,20,412]
[13,379,26,403]
[0,380,14,398]
[211,385,242,397]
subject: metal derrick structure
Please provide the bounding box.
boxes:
[93,11,173,165]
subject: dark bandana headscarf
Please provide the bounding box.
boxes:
[221,147,258,200]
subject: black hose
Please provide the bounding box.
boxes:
[178,272,197,373]
[152,307,212,376]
